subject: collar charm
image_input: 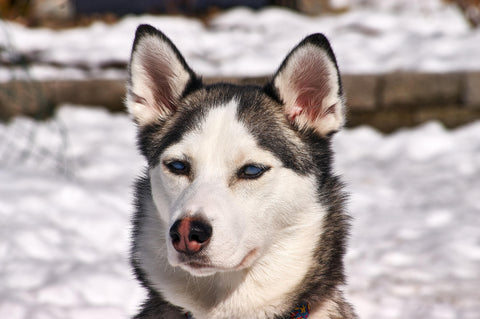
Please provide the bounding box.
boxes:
[290,302,311,318]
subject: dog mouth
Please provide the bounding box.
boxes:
[181,248,259,274]
[235,248,260,269]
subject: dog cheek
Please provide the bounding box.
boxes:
[234,186,278,246]
[214,206,249,251]
[264,171,319,229]
[150,166,189,222]
[202,199,256,265]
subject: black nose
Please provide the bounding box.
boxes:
[189,220,212,243]
[169,218,212,254]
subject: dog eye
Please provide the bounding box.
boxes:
[164,160,190,176]
[238,164,270,179]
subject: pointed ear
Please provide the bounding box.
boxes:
[272,34,345,136]
[126,24,198,126]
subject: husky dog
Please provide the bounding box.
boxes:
[127,24,356,319]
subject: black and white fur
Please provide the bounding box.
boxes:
[127,24,356,319]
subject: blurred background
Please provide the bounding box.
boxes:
[1,1,479,319]
[1,0,480,127]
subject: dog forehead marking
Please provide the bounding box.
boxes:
[164,98,279,172]
[191,98,245,146]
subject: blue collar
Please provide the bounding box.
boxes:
[185,302,310,318]
[290,302,311,318]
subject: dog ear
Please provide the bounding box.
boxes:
[126,24,198,126]
[272,34,345,136]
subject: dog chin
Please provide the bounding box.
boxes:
[179,262,220,277]
[174,248,261,277]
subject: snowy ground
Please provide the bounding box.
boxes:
[0,105,479,319]
[1,0,480,81]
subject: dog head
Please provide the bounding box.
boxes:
[127,25,345,277]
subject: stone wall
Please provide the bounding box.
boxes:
[1,72,479,132]
[343,72,480,132]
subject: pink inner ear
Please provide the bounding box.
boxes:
[290,56,333,123]
[132,93,147,105]
[141,48,177,114]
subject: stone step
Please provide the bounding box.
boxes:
[1,72,479,132]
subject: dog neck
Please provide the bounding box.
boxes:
[185,301,311,319]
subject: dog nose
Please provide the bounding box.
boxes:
[169,217,212,254]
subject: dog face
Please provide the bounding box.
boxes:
[149,96,323,276]
[127,25,344,278]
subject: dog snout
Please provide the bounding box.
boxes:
[169,217,212,254]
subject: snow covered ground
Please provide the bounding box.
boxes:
[1,0,480,81]
[0,105,479,319]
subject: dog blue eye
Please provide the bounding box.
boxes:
[238,164,269,179]
[170,161,185,170]
[165,160,189,175]
[244,165,262,175]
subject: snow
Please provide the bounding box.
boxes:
[337,122,480,318]
[1,105,479,319]
[1,0,480,81]
[0,107,146,318]
[334,121,480,319]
